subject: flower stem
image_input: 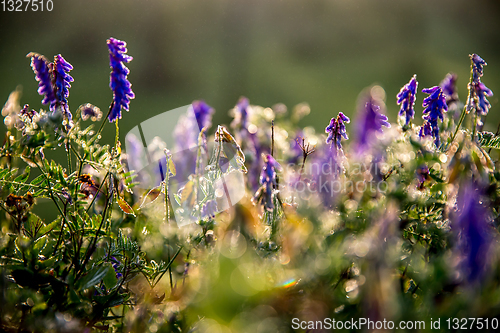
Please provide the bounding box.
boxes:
[448,58,474,149]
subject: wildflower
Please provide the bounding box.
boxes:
[419,86,447,147]
[254,154,281,211]
[78,103,103,121]
[355,92,390,152]
[231,97,250,130]
[201,200,217,219]
[416,164,429,188]
[110,256,123,279]
[288,130,304,164]
[454,182,493,283]
[192,100,214,131]
[470,53,486,83]
[325,112,350,155]
[473,82,493,117]
[440,73,459,105]
[53,54,74,120]
[107,37,135,122]
[396,75,418,126]
[28,53,56,107]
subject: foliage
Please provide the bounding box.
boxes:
[1,40,500,333]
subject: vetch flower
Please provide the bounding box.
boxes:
[254,154,281,211]
[53,54,74,120]
[473,82,493,117]
[325,112,350,155]
[28,53,56,107]
[470,53,486,83]
[201,200,217,219]
[192,100,215,131]
[419,86,447,148]
[231,97,250,130]
[107,37,135,122]
[466,54,493,128]
[355,91,390,152]
[440,73,459,105]
[454,182,493,283]
[396,75,418,126]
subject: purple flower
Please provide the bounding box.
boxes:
[416,164,429,188]
[192,100,215,130]
[419,86,447,148]
[325,112,350,155]
[313,146,342,208]
[201,200,217,219]
[231,97,250,130]
[78,103,103,121]
[255,154,281,211]
[53,54,74,120]
[473,82,493,118]
[440,73,458,104]
[355,92,390,151]
[470,53,486,83]
[28,53,56,107]
[397,75,418,126]
[454,182,493,283]
[107,37,135,122]
[110,256,123,279]
[288,130,304,164]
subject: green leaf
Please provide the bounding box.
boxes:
[78,265,110,290]
[478,131,500,150]
[103,263,118,290]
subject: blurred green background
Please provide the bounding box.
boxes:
[1,0,499,142]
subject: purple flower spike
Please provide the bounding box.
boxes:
[397,75,418,126]
[201,200,217,219]
[107,37,135,122]
[28,53,56,107]
[454,182,493,283]
[192,100,215,130]
[474,82,493,116]
[419,86,447,148]
[53,55,73,106]
[53,54,74,120]
[440,73,458,104]
[231,97,250,130]
[356,93,390,151]
[470,54,487,83]
[256,154,281,211]
[325,112,350,155]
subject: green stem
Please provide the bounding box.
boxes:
[448,57,475,149]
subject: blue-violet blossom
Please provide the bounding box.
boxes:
[107,37,135,122]
[454,182,493,283]
[325,112,350,155]
[28,53,56,107]
[356,93,390,151]
[192,100,215,131]
[396,75,418,126]
[419,86,447,148]
[256,154,281,211]
[53,54,74,120]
